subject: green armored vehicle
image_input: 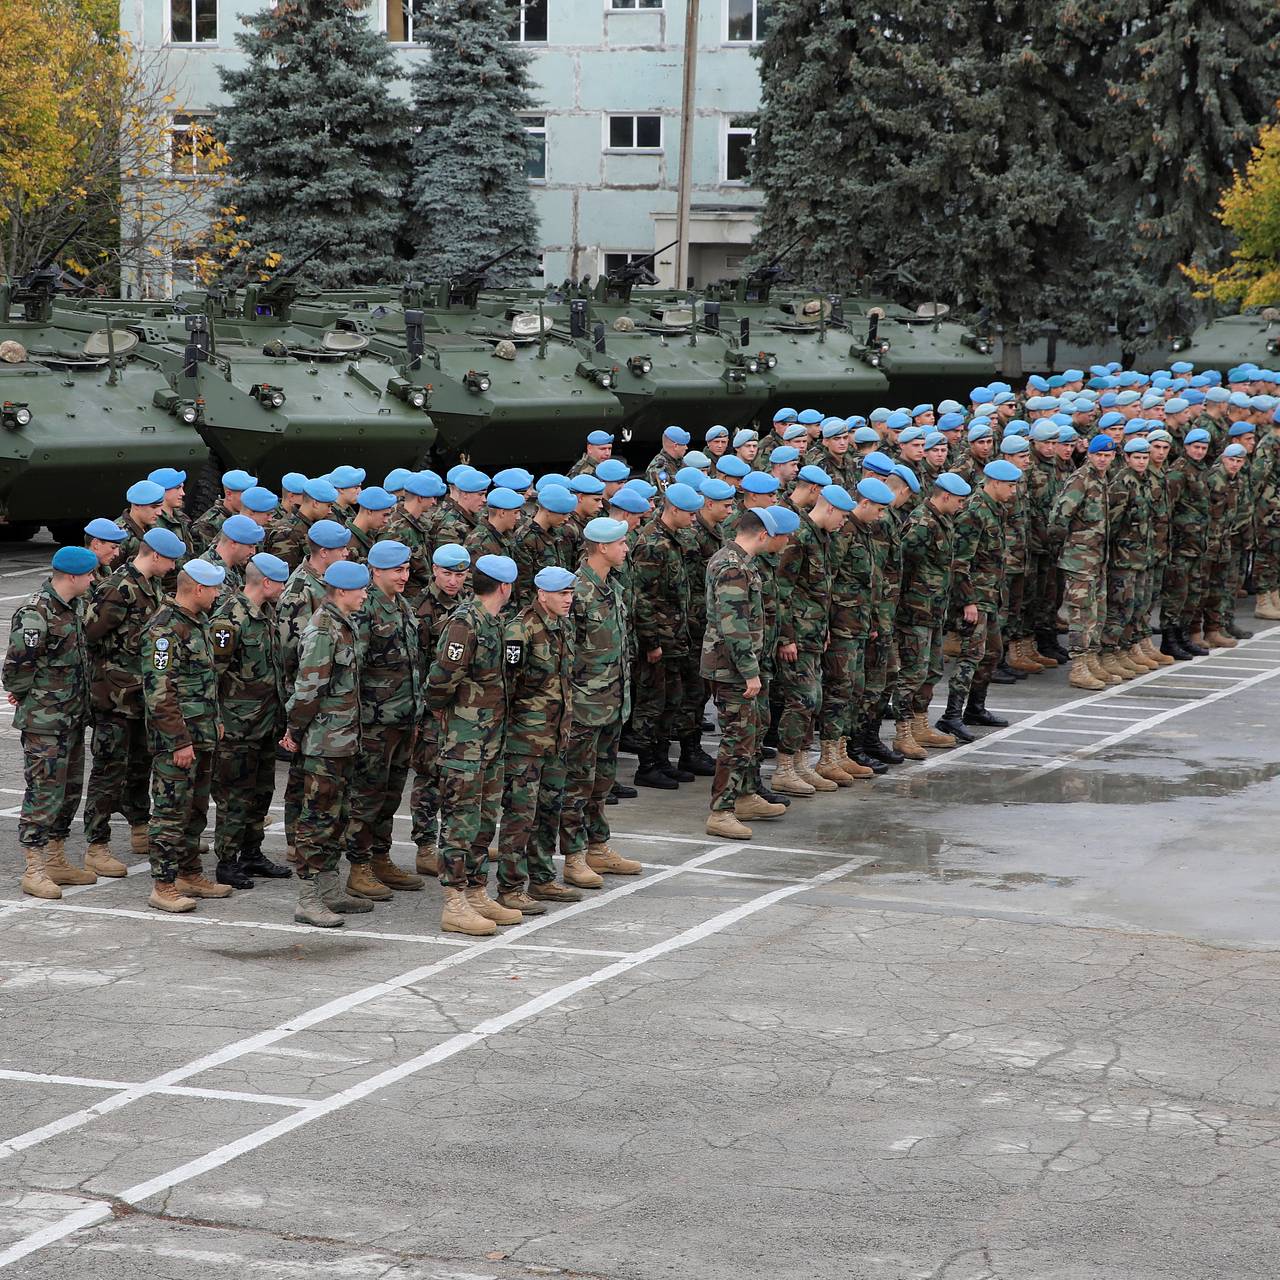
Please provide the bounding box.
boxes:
[1132,310,1280,375]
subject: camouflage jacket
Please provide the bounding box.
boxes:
[632,519,692,657]
[277,563,327,686]
[424,598,507,768]
[1050,468,1111,574]
[3,580,89,732]
[189,499,232,553]
[286,601,362,757]
[385,507,435,600]
[644,448,685,492]
[1166,455,1210,554]
[1002,483,1029,573]
[869,507,904,631]
[504,601,574,754]
[566,452,595,479]
[756,431,792,468]
[801,447,859,490]
[264,510,316,571]
[829,517,877,638]
[464,519,520,569]
[681,514,724,637]
[1025,451,1061,554]
[513,517,570,610]
[211,591,283,741]
[156,507,194,555]
[1107,466,1154,571]
[111,510,150,565]
[700,541,763,685]
[427,498,480,549]
[345,520,376,565]
[775,510,831,644]
[952,489,1007,610]
[1145,465,1171,557]
[83,561,164,718]
[198,546,244,600]
[416,581,466,665]
[569,562,630,727]
[1204,465,1241,560]
[357,586,421,729]
[142,600,220,753]
[898,500,956,627]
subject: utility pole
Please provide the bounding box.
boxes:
[673,0,699,292]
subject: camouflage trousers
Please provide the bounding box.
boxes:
[149,749,214,882]
[894,623,944,718]
[19,726,86,848]
[859,630,900,729]
[1004,570,1028,640]
[1199,549,1235,629]
[213,735,276,863]
[410,721,442,849]
[295,754,355,876]
[1252,531,1280,593]
[947,611,1000,697]
[775,644,822,754]
[438,757,503,890]
[631,653,687,748]
[708,682,758,812]
[818,607,866,740]
[678,650,709,745]
[345,723,412,864]
[1101,567,1141,649]
[560,717,622,858]
[497,750,566,891]
[283,752,304,847]
[1063,569,1107,657]
[1160,551,1206,631]
[83,713,151,845]
[1025,552,1059,636]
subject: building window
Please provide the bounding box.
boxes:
[509,0,548,41]
[607,114,662,151]
[169,0,217,43]
[724,117,754,183]
[169,114,216,177]
[603,251,648,277]
[386,0,415,42]
[524,116,547,181]
[610,0,663,7]
[725,0,767,42]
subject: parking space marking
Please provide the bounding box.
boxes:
[0,1070,309,1110]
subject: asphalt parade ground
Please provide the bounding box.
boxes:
[2,537,1280,1280]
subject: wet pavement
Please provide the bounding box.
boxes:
[2,535,1279,1279]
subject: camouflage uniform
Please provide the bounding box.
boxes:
[384,507,435,601]
[774,509,831,753]
[895,501,956,716]
[631,519,692,759]
[465,519,520,575]
[1143,461,1172,637]
[142,600,221,882]
[821,518,875,741]
[949,489,1007,696]
[643,448,685,492]
[210,590,283,865]
[701,542,763,811]
[512,518,570,610]
[424,599,507,889]
[1250,430,1280,598]
[1025,449,1062,640]
[346,585,420,865]
[1202,461,1242,632]
[189,499,233,554]
[410,582,464,852]
[264,510,317,571]
[82,563,163,847]
[677,514,723,747]
[561,563,630,858]
[277,563,327,845]
[4,581,89,849]
[861,508,903,730]
[198,546,244,601]
[499,601,574,891]
[286,600,363,876]
[1051,467,1111,658]
[427,497,480,549]
[1161,454,1210,632]
[111,511,150,565]
[1103,466,1154,651]
[345,520,376,565]
[1001,480,1031,646]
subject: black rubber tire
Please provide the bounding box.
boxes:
[186,451,223,516]
[0,522,40,542]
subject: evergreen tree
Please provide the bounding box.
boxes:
[215,0,406,286]
[404,0,540,284]
[750,2,1100,351]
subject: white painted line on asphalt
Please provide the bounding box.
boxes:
[0,851,866,1270]
[639,861,808,885]
[0,564,49,579]
[1055,711,1148,721]
[964,748,1058,760]
[0,1069,309,1110]
[1100,700,1177,710]
[1155,672,1238,682]
[1008,726,1109,737]
[0,843,763,1166]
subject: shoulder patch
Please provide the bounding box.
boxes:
[446,640,465,663]
[504,640,524,667]
[211,625,235,654]
[22,628,40,649]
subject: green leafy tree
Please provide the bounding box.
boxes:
[215,0,406,286]
[403,0,540,284]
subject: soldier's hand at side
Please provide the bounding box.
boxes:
[173,745,195,769]
[280,731,297,753]
[646,646,663,663]
[5,694,15,708]
[963,604,979,625]
[744,676,762,697]
[217,723,224,741]
[778,642,797,663]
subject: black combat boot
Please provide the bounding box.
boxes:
[963,686,1008,728]
[1160,627,1194,661]
[1181,626,1209,657]
[862,723,903,766]
[936,690,975,743]
[618,725,643,756]
[658,741,695,783]
[240,851,292,879]
[634,746,678,790]
[1227,618,1253,640]
[215,859,255,889]
[678,738,716,777]
[992,656,1022,683]
[610,778,638,799]
[1039,631,1070,663]
[756,780,791,807]
[846,724,888,774]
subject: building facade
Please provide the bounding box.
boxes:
[123,0,767,293]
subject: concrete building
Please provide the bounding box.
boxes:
[125,0,767,293]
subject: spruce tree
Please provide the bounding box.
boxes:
[404,0,540,284]
[215,0,406,286]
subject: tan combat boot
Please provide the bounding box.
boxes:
[1007,639,1044,674]
[496,887,547,915]
[1117,647,1148,675]
[913,714,955,749]
[1205,628,1237,648]
[794,751,839,792]
[464,884,522,925]
[20,847,60,899]
[130,824,150,856]
[346,861,393,901]
[528,880,582,903]
[1142,636,1175,667]
[1068,655,1106,690]
[734,792,786,820]
[441,886,496,936]
[294,877,343,928]
[772,752,816,795]
[415,843,440,876]
[563,853,604,889]
[148,880,196,913]
[1188,626,1208,650]
[814,741,854,786]
[85,842,128,877]
[42,838,96,886]
[1086,651,1121,686]
[587,842,642,875]
[892,720,927,761]
[1127,643,1159,672]
[371,853,425,892]
[285,845,303,868]
[1030,640,1059,668]
[174,870,233,898]
[706,810,752,840]
[1254,591,1280,620]
[1099,651,1133,681]
[836,737,875,778]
